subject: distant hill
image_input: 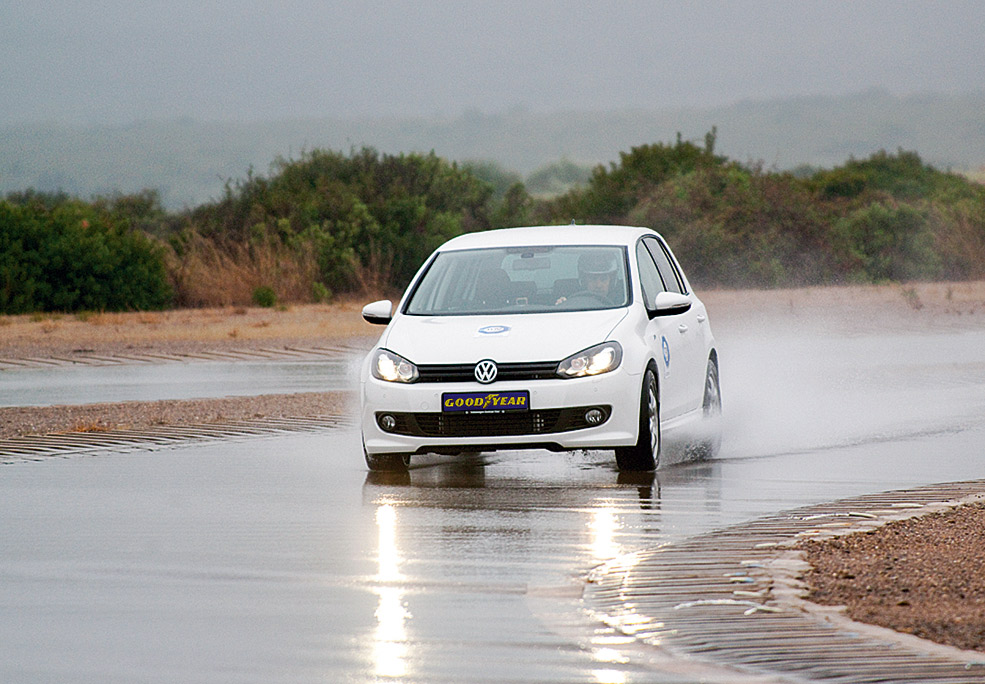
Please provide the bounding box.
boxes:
[2,89,983,209]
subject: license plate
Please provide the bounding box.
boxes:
[442,390,530,413]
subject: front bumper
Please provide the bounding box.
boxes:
[361,367,640,455]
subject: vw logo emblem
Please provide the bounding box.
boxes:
[474,359,498,384]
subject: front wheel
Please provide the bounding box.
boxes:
[614,368,659,471]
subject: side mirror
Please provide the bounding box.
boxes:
[650,291,691,317]
[362,299,393,325]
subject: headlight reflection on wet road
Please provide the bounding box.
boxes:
[588,500,625,562]
[373,502,410,679]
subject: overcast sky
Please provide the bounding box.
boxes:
[2,0,983,126]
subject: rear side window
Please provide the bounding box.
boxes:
[643,237,686,295]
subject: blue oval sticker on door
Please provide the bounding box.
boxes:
[478,325,511,335]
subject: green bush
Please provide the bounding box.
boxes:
[543,132,728,224]
[251,285,277,308]
[0,199,172,314]
[190,148,494,293]
[832,202,941,282]
[311,281,331,303]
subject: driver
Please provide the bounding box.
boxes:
[579,251,615,299]
[557,250,617,305]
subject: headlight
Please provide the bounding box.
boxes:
[557,341,623,378]
[371,349,419,383]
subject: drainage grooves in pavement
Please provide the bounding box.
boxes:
[586,479,985,683]
[0,344,365,369]
[0,414,353,463]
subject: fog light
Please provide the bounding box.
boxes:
[379,414,397,431]
[585,408,604,425]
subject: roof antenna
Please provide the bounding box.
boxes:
[570,219,576,225]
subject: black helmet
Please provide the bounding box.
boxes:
[578,250,617,277]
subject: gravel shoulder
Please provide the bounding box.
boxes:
[0,392,355,439]
[799,501,985,653]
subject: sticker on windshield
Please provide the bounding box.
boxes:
[477,325,511,336]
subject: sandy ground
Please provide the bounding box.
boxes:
[0,297,373,359]
[3,281,985,653]
[2,281,984,361]
[6,280,981,438]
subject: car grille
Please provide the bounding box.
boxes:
[416,361,559,383]
[378,406,610,438]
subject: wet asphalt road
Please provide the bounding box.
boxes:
[2,314,985,683]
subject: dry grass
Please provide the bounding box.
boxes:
[167,233,320,307]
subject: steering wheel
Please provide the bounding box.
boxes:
[559,291,611,307]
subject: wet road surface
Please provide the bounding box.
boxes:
[2,313,985,682]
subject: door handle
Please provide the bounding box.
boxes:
[678,324,688,333]
[696,314,706,323]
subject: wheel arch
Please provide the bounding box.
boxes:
[644,357,661,403]
[615,359,661,471]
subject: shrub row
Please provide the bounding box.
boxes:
[533,144,985,288]
[3,141,984,312]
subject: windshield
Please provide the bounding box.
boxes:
[405,245,630,315]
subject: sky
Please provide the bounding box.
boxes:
[1,0,984,126]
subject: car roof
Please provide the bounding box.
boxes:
[437,224,658,251]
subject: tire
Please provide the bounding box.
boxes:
[693,356,723,459]
[615,368,659,471]
[364,448,411,472]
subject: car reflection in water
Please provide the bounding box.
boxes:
[363,452,724,681]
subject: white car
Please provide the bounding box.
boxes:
[359,224,721,471]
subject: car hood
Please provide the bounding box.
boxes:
[381,309,629,364]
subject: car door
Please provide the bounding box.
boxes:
[636,240,690,419]
[642,236,707,414]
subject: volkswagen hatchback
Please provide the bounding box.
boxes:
[359,225,721,471]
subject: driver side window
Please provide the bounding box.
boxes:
[636,242,664,310]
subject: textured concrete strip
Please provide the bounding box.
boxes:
[0,414,354,463]
[45,355,105,365]
[586,480,985,683]
[0,345,364,369]
[68,353,128,364]
[121,352,194,362]
[16,356,65,366]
